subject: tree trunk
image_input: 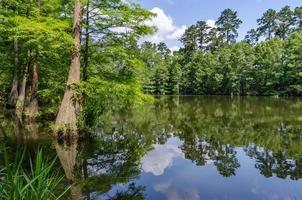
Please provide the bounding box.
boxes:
[83,0,90,82]
[268,27,272,40]
[9,39,19,106]
[16,51,31,120]
[55,0,83,137]
[25,55,39,120]
[24,120,38,140]
[226,30,230,44]
[24,0,40,120]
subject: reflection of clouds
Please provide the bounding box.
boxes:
[251,181,300,200]
[251,186,280,200]
[154,181,200,200]
[142,142,183,176]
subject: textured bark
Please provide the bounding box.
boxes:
[25,57,39,119]
[70,185,83,200]
[25,97,39,119]
[30,59,39,101]
[83,0,90,82]
[55,0,83,137]
[9,39,19,106]
[36,0,40,8]
[23,120,38,140]
[24,0,40,119]
[16,57,30,120]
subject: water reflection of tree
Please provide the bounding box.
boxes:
[0,110,148,199]
[181,137,240,177]
[2,95,302,198]
[54,126,149,199]
[101,96,302,179]
[0,112,39,141]
[213,143,240,177]
[245,145,302,180]
[101,183,144,200]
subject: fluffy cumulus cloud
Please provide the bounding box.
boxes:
[144,7,187,45]
[169,46,180,52]
[141,142,184,176]
[142,7,216,52]
[154,182,200,200]
[206,19,216,28]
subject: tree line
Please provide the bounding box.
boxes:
[141,6,302,96]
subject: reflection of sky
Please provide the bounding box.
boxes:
[95,138,302,200]
[141,138,184,176]
[154,181,200,200]
[139,142,302,200]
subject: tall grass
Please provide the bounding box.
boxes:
[0,147,69,200]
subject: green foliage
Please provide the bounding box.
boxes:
[185,52,220,94]
[0,0,155,124]
[253,37,284,95]
[254,6,301,41]
[140,42,172,95]
[284,32,302,94]
[0,147,68,200]
[216,8,242,44]
[0,0,72,114]
[257,9,278,40]
[82,77,152,127]
[244,29,259,45]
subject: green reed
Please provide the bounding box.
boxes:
[0,147,69,200]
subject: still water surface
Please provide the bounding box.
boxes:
[1,96,302,200]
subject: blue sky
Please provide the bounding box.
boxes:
[134,0,301,50]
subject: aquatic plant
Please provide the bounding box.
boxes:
[0,147,69,200]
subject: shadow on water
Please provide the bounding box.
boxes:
[1,96,302,199]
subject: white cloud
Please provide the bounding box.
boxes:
[169,46,180,52]
[144,7,187,44]
[154,182,200,200]
[166,25,187,40]
[110,27,130,33]
[141,7,216,51]
[206,19,216,28]
[141,143,183,176]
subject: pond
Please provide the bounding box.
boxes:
[1,96,302,200]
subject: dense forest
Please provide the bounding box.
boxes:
[1,1,302,136]
[142,6,302,96]
[0,0,154,136]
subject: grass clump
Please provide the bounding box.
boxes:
[0,147,69,200]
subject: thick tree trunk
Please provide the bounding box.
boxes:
[16,53,30,120]
[9,39,19,106]
[24,0,40,120]
[25,55,39,120]
[55,0,83,137]
[83,30,89,82]
[23,120,38,140]
[10,113,21,138]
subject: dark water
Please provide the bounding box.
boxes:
[1,96,302,200]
